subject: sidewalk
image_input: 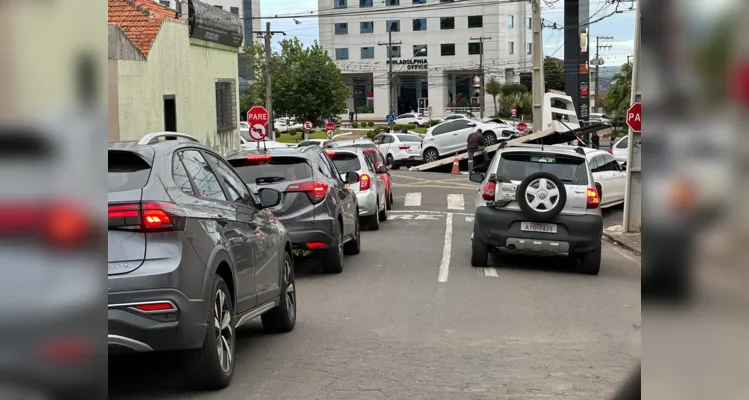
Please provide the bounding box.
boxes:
[602,225,641,256]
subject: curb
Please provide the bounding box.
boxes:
[602,232,641,256]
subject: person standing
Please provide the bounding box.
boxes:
[466,128,485,173]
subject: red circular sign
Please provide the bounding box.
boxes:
[626,102,641,132]
[516,122,528,132]
[326,122,336,132]
[246,106,269,141]
[303,121,313,130]
[511,108,517,116]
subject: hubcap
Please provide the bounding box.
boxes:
[214,289,232,372]
[524,178,560,212]
[485,134,496,146]
[284,259,295,321]
[425,151,437,162]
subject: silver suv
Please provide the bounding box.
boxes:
[468,143,604,274]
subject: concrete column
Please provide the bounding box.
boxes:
[427,69,446,118]
[373,74,390,117]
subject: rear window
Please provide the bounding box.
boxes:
[496,152,588,185]
[396,134,422,142]
[108,151,151,192]
[328,153,361,174]
[338,143,376,149]
[228,156,313,185]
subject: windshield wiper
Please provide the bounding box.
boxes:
[255,176,285,185]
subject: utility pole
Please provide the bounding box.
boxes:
[622,0,641,233]
[531,0,544,128]
[626,55,632,65]
[378,30,401,131]
[256,22,286,140]
[470,36,491,118]
[594,36,613,113]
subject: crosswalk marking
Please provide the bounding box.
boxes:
[465,216,474,223]
[478,267,499,277]
[404,192,421,207]
[446,194,464,210]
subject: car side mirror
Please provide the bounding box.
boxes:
[377,165,388,174]
[620,162,627,171]
[345,171,360,184]
[469,172,485,183]
[466,122,477,127]
[595,182,603,200]
[257,188,282,209]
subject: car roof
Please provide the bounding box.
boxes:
[500,144,587,159]
[333,139,375,146]
[225,145,319,160]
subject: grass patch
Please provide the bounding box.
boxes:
[412,127,427,134]
[275,131,331,143]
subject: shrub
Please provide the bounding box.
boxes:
[429,119,441,127]
[392,124,405,131]
[373,127,383,135]
[352,121,359,128]
[367,120,374,127]
[366,130,376,139]
[356,105,374,114]
[274,129,282,137]
[406,123,416,130]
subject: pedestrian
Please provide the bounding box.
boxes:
[591,131,600,149]
[349,111,354,124]
[466,128,485,173]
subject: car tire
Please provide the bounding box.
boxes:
[386,191,392,210]
[386,154,395,168]
[321,220,344,274]
[261,251,297,333]
[183,275,235,390]
[363,208,380,231]
[578,244,601,275]
[343,215,361,255]
[389,191,394,206]
[378,200,388,221]
[471,234,491,267]
[516,172,567,222]
[423,148,439,163]
[483,132,497,146]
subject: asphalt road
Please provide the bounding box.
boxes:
[109,171,640,399]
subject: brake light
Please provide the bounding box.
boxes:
[306,242,327,249]
[481,181,496,200]
[47,203,91,247]
[246,154,271,162]
[360,174,371,191]
[108,202,182,231]
[398,145,411,150]
[286,182,328,204]
[586,188,600,209]
[0,202,92,248]
[326,150,336,157]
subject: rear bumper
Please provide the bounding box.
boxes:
[108,288,207,353]
[289,228,335,249]
[393,156,423,166]
[356,189,379,216]
[473,207,603,254]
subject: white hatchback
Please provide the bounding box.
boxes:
[393,113,428,127]
[372,133,424,168]
[610,136,629,165]
[582,148,627,208]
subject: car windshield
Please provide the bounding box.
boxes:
[396,134,422,142]
[228,156,313,185]
[496,152,588,185]
[328,153,362,173]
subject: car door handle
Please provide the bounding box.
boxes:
[216,216,229,226]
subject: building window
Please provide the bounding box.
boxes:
[468,15,482,28]
[215,79,237,132]
[387,0,399,5]
[469,42,482,55]
[335,48,349,60]
[527,42,532,54]
[335,0,347,9]
[386,20,400,32]
[214,4,222,9]
[440,17,455,30]
[360,21,374,33]
[335,23,348,34]
[412,18,427,31]
[441,43,455,56]
[527,17,532,29]
[508,41,514,54]
[390,46,401,58]
[361,47,375,59]
[159,0,170,7]
[413,44,427,57]
[508,15,514,27]
[413,0,426,3]
[230,6,239,14]
[360,0,373,6]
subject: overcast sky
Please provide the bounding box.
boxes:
[260,0,636,69]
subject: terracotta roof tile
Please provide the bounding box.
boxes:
[108,0,178,56]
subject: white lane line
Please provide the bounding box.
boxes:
[481,267,499,277]
[447,194,465,210]
[466,216,474,223]
[404,192,422,207]
[389,210,473,216]
[438,213,453,283]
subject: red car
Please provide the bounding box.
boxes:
[363,148,393,209]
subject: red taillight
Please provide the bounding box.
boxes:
[609,147,614,156]
[586,188,600,209]
[729,60,749,106]
[47,203,91,247]
[398,144,410,150]
[40,337,90,363]
[481,181,496,200]
[306,242,327,249]
[326,150,336,157]
[246,154,271,162]
[286,182,328,204]
[133,302,176,312]
[360,174,371,190]
[0,202,92,248]
[108,202,181,231]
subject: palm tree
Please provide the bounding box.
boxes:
[485,77,502,116]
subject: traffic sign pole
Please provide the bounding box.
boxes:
[623,0,641,233]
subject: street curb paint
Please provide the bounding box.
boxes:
[602,232,641,256]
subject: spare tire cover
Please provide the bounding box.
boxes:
[515,172,567,222]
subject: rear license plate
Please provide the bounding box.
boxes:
[520,222,557,233]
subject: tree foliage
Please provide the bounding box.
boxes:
[240,38,351,125]
[496,83,528,115]
[485,77,502,116]
[602,62,633,127]
[543,56,565,92]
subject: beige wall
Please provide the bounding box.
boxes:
[114,19,239,153]
[108,59,119,141]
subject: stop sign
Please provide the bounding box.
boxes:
[246,106,270,141]
[626,102,641,132]
[516,122,527,133]
[326,122,336,131]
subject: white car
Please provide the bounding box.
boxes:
[240,139,289,150]
[442,113,475,122]
[581,147,627,208]
[393,113,428,127]
[589,113,612,126]
[296,139,333,148]
[421,119,479,163]
[372,133,423,168]
[610,136,629,165]
[274,118,302,132]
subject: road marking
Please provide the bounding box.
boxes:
[388,214,443,220]
[478,267,498,277]
[466,216,474,223]
[438,213,453,283]
[389,210,473,216]
[415,214,440,220]
[404,192,421,207]
[447,194,465,210]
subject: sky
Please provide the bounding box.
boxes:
[260,0,636,69]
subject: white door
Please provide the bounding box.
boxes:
[598,153,626,204]
[426,122,458,156]
[446,120,474,153]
